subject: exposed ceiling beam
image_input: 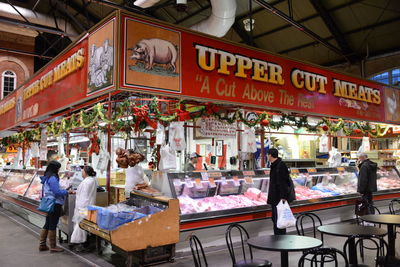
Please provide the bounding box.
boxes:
[90,0,152,17]
[249,0,364,41]
[279,16,400,54]
[0,47,53,59]
[236,0,286,21]
[253,0,349,62]
[175,3,211,24]
[310,0,356,61]
[0,16,78,37]
[51,0,88,32]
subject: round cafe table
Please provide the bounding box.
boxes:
[318,224,387,266]
[361,214,400,257]
[247,235,322,267]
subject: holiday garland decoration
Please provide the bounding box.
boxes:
[0,97,395,147]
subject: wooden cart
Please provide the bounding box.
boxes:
[80,191,179,266]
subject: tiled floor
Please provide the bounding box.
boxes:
[0,206,398,267]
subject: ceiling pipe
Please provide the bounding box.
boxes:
[134,0,161,8]
[253,0,350,62]
[133,0,236,38]
[0,2,79,40]
[190,0,236,38]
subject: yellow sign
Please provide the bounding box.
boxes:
[0,97,16,115]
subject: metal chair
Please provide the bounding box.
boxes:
[189,234,208,267]
[389,199,400,214]
[296,212,324,242]
[343,235,388,267]
[225,224,272,267]
[298,247,349,267]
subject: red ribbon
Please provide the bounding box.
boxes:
[177,109,191,121]
[132,106,157,132]
[88,133,100,156]
[205,102,219,115]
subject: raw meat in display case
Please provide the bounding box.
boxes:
[1,171,35,195]
[24,175,42,201]
[377,168,400,190]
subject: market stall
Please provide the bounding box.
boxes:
[0,9,399,262]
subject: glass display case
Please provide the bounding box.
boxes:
[167,166,400,221]
[1,171,36,195]
[24,175,42,201]
[167,170,269,220]
[0,170,10,187]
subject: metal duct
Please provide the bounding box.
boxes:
[134,0,236,38]
[0,2,79,40]
[189,0,236,38]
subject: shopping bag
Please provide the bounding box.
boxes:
[276,200,296,229]
[159,144,177,170]
[168,122,186,151]
[70,223,87,244]
[241,127,257,153]
[355,197,369,216]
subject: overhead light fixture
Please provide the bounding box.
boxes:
[243,18,255,32]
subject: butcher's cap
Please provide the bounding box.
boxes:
[190,152,202,158]
[357,152,368,158]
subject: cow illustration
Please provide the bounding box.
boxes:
[128,38,178,73]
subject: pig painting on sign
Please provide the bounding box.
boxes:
[88,39,114,92]
[128,38,178,74]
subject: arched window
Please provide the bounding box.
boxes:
[1,70,16,99]
[370,68,400,87]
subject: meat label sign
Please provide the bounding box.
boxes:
[120,12,395,123]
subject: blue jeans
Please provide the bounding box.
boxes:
[43,204,62,230]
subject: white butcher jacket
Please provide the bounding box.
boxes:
[70,176,98,244]
[125,164,148,198]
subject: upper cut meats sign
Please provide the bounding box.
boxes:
[120,11,393,123]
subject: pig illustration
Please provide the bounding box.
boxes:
[128,38,178,73]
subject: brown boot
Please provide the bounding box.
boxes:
[39,229,49,251]
[48,230,64,253]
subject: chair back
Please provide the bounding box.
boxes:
[389,199,400,214]
[343,235,388,265]
[298,247,349,267]
[356,205,381,227]
[225,223,253,265]
[296,212,324,242]
[189,235,208,267]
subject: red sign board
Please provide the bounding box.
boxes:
[0,90,17,131]
[120,13,392,123]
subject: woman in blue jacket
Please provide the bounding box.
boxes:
[38,161,68,252]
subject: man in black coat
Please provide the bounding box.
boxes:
[267,148,291,235]
[357,153,378,214]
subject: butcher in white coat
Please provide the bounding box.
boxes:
[125,152,148,198]
[70,166,98,251]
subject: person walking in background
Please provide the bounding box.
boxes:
[39,161,68,252]
[357,153,378,214]
[267,148,291,235]
[70,166,98,252]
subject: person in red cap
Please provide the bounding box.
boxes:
[184,152,201,171]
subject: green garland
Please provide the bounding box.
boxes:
[1,97,396,147]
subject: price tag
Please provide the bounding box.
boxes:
[233,176,240,186]
[208,177,216,188]
[291,169,299,174]
[185,179,194,188]
[173,179,182,186]
[195,178,203,189]
[208,172,222,177]
[244,177,254,184]
[201,172,209,181]
[220,177,227,185]
[307,168,317,173]
[337,167,345,172]
[243,171,255,176]
[264,170,270,175]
